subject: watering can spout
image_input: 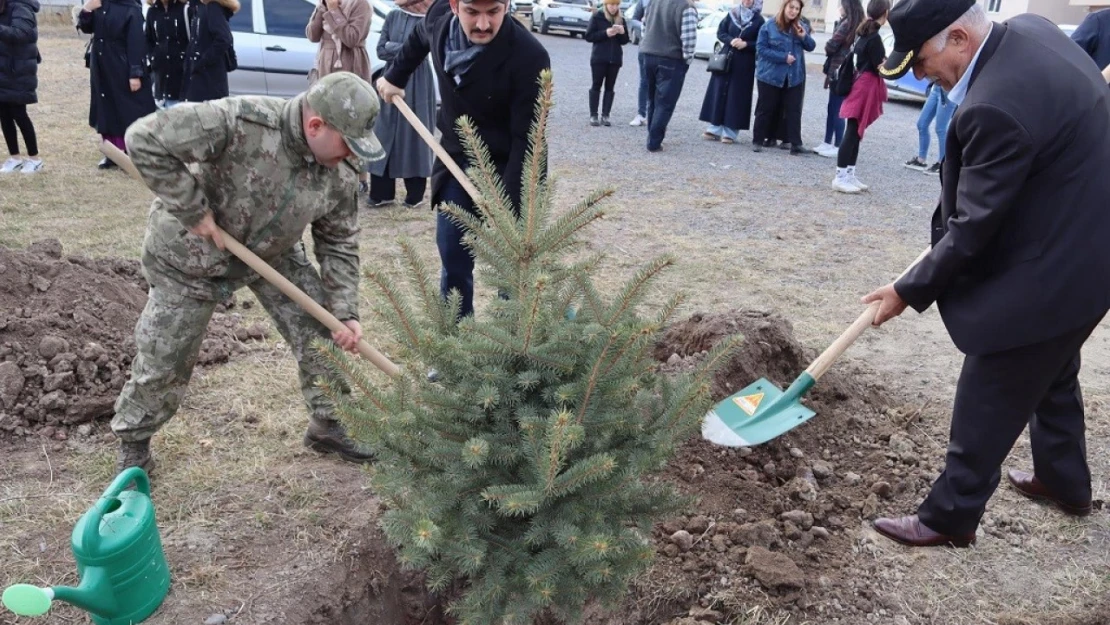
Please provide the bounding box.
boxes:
[52,566,119,617]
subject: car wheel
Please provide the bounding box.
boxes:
[530,15,536,31]
[713,41,722,54]
[569,31,577,37]
[539,16,549,34]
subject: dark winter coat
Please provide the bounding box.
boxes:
[145,0,188,101]
[0,0,40,105]
[383,0,550,211]
[699,10,763,130]
[78,0,156,136]
[822,16,855,86]
[183,0,237,102]
[583,9,629,66]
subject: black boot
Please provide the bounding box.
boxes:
[116,438,155,474]
[304,418,373,463]
[601,90,615,126]
[98,156,118,170]
[588,89,600,125]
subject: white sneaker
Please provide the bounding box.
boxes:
[20,158,43,174]
[813,142,837,158]
[848,174,869,191]
[0,157,22,173]
[832,173,862,194]
[629,114,646,127]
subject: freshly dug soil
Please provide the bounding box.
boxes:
[0,240,269,437]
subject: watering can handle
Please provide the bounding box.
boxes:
[80,468,151,554]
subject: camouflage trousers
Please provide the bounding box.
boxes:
[112,250,346,442]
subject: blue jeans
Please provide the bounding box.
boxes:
[644,55,689,151]
[706,124,738,141]
[917,87,955,161]
[824,89,845,146]
[436,177,479,319]
[637,52,648,117]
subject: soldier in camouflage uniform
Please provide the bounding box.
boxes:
[115,71,385,473]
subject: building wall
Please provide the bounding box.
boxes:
[980,0,1088,23]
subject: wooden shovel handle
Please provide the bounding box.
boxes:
[804,246,931,381]
[98,140,401,377]
[389,95,483,201]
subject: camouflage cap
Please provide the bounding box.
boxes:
[306,72,385,162]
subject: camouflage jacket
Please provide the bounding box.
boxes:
[125,95,361,320]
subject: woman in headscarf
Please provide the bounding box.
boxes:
[77,0,156,169]
[366,0,434,208]
[698,0,763,144]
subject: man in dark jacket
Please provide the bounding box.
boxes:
[0,0,41,173]
[865,0,1110,548]
[1071,8,1110,71]
[638,0,697,152]
[376,0,550,319]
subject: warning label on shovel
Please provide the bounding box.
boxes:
[733,392,765,416]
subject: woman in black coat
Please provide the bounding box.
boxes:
[78,0,156,169]
[582,0,628,127]
[182,0,238,102]
[698,0,763,144]
[145,0,188,107]
[0,0,42,173]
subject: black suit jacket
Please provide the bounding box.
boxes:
[383,0,551,209]
[895,15,1110,355]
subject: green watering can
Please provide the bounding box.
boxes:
[2,467,171,624]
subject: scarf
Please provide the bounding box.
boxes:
[730,0,760,29]
[443,15,485,82]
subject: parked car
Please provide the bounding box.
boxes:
[694,7,727,59]
[531,0,594,36]
[225,0,393,97]
[623,3,641,44]
[511,0,534,18]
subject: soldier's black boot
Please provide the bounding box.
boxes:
[304,419,373,464]
[116,439,156,474]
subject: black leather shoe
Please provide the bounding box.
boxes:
[1007,469,1092,516]
[873,515,976,548]
[98,157,118,170]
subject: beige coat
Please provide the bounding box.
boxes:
[306,0,372,83]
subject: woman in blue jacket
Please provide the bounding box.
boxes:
[751,0,813,155]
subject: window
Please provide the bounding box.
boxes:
[229,0,254,32]
[264,0,317,37]
[986,0,1001,13]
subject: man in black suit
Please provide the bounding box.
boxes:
[376,0,550,319]
[863,0,1110,547]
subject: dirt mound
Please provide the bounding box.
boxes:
[593,310,949,624]
[0,240,269,437]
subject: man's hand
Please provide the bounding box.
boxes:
[376,77,405,105]
[861,283,908,327]
[786,53,796,65]
[331,319,362,354]
[129,78,141,92]
[188,210,226,250]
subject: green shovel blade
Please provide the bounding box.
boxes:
[3,584,53,617]
[701,374,817,447]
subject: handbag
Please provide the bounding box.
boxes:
[707,48,731,74]
[830,41,857,97]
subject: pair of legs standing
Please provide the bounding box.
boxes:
[0,102,41,173]
[752,80,805,154]
[589,62,620,125]
[905,86,954,173]
[831,118,870,193]
[643,54,689,152]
